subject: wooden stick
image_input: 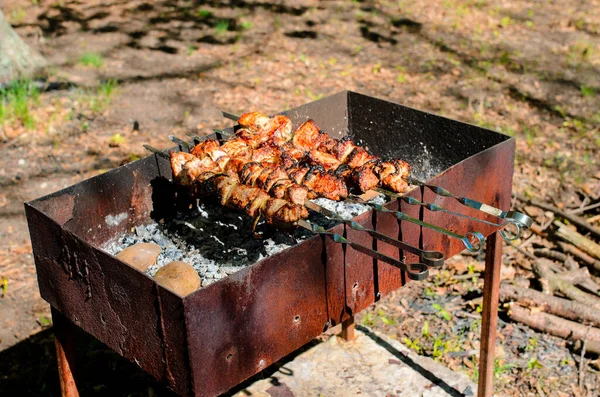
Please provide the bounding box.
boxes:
[508,305,600,344]
[534,259,600,309]
[533,248,567,262]
[558,241,600,272]
[499,283,600,327]
[478,232,503,397]
[570,201,600,215]
[515,194,600,239]
[580,325,591,389]
[554,221,600,260]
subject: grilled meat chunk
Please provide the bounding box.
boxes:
[375,160,411,192]
[238,111,270,130]
[171,152,216,186]
[302,166,348,201]
[264,198,309,228]
[190,139,227,162]
[334,137,356,163]
[237,114,293,148]
[350,160,380,193]
[308,149,341,171]
[345,147,377,168]
[220,140,252,160]
[269,115,294,146]
[251,144,282,164]
[291,120,322,152]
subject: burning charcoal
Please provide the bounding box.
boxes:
[153,261,201,296]
[116,243,161,272]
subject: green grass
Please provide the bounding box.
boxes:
[79,79,118,113]
[79,52,104,68]
[9,8,26,24]
[581,84,596,97]
[0,79,39,129]
[240,20,253,30]
[197,9,213,18]
[215,20,229,35]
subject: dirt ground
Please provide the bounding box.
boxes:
[1,0,599,396]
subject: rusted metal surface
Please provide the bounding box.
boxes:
[52,307,80,397]
[478,232,504,397]
[26,91,516,396]
[340,316,356,342]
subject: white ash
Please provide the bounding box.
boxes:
[312,195,385,220]
[103,196,383,288]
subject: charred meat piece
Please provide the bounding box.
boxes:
[238,111,270,130]
[302,166,348,201]
[269,115,294,146]
[375,160,411,192]
[262,167,291,192]
[251,144,282,164]
[334,136,356,163]
[264,198,309,228]
[222,157,247,175]
[269,180,310,205]
[204,174,239,206]
[190,139,227,162]
[308,149,342,171]
[240,162,267,186]
[228,183,270,218]
[287,165,311,185]
[292,120,322,152]
[171,152,217,186]
[281,142,306,168]
[237,114,293,148]
[350,160,380,193]
[221,140,252,160]
[334,164,353,180]
[345,147,377,168]
[318,133,338,153]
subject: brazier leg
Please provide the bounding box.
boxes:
[52,307,80,397]
[340,315,356,341]
[477,232,502,397]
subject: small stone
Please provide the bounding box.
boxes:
[153,261,201,296]
[116,243,161,272]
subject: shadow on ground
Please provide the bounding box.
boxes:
[0,324,322,396]
[0,327,177,397]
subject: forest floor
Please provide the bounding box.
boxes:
[1,0,599,396]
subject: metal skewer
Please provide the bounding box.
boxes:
[144,144,169,159]
[297,220,429,281]
[369,203,485,253]
[398,179,533,230]
[169,135,193,150]
[304,201,444,268]
[221,111,241,122]
[371,189,523,242]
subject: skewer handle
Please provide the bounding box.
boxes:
[405,177,533,230]
[297,220,429,281]
[400,196,523,242]
[373,204,485,253]
[304,201,444,267]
